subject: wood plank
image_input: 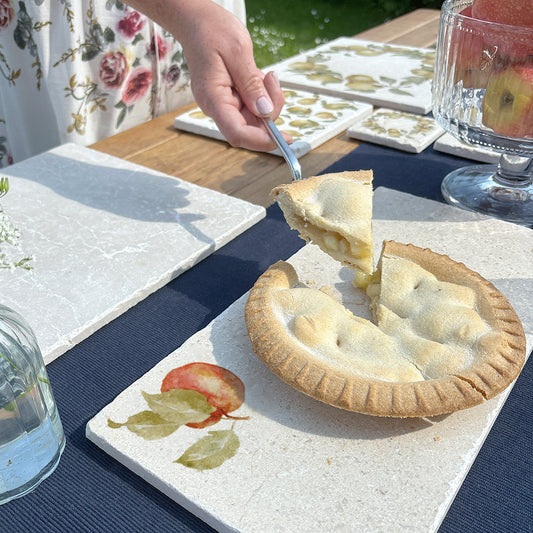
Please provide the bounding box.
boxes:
[125,132,230,178]
[387,17,441,48]
[355,9,440,45]
[89,113,177,160]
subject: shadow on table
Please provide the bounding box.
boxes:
[7,151,197,222]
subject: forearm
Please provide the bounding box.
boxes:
[122,0,226,42]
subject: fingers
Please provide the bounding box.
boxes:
[223,40,277,118]
[212,102,274,151]
[263,71,285,119]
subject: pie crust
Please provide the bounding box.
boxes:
[244,241,526,418]
[271,170,374,278]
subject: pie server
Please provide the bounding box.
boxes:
[261,118,303,181]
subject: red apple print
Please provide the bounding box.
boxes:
[161,363,248,428]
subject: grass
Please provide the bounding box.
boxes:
[246,0,391,68]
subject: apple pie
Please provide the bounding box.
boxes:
[245,173,526,418]
[271,170,374,285]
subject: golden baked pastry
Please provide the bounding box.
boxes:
[244,241,526,417]
[271,170,374,282]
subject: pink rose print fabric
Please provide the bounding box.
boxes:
[0,0,245,167]
[0,0,15,31]
[116,10,145,39]
[99,51,129,89]
[121,67,153,106]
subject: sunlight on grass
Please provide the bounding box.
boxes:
[246,0,389,68]
[248,9,332,67]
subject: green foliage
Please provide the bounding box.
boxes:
[246,0,391,68]
[371,0,443,18]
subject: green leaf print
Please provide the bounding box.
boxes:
[141,389,215,426]
[176,429,240,470]
[103,27,115,43]
[132,33,144,46]
[108,411,180,440]
[116,106,127,129]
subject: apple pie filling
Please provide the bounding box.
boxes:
[291,215,372,268]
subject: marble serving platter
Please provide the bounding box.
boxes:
[269,37,435,114]
[433,133,501,163]
[87,187,532,533]
[174,88,373,158]
[347,108,445,153]
[0,144,265,364]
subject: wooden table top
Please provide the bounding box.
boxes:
[90,8,441,208]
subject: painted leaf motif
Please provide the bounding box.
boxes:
[142,389,215,426]
[389,88,413,96]
[176,429,240,470]
[322,102,350,110]
[82,45,100,62]
[103,27,115,43]
[116,106,127,128]
[13,23,28,51]
[132,34,144,46]
[107,411,179,440]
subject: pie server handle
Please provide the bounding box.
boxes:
[261,118,303,181]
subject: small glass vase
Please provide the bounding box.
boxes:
[0,304,65,504]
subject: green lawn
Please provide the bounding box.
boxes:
[246,0,391,68]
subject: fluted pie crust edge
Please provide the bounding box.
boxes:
[244,242,526,418]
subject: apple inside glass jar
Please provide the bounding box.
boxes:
[482,64,533,138]
[459,0,533,139]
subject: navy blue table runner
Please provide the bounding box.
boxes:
[2,143,531,533]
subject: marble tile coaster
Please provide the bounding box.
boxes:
[269,37,435,114]
[433,133,501,164]
[347,108,445,153]
[174,88,373,158]
[87,187,532,533]
[0,143,265,364]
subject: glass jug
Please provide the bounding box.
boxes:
[0,304,65,504]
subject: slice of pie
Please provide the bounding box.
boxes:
[244,241,526,418]
[271,170,374,284]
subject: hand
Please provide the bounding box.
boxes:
[177,1,291,151]
[126,0,291,152]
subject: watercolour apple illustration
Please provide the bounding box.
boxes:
[482,63,533,138]
[161,362,248,428]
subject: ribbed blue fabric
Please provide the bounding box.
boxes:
[1,143,530,533]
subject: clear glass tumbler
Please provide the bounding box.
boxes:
[0,304,65,504]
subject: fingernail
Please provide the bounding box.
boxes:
[257,96,273,115]
[272,71,280,87]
